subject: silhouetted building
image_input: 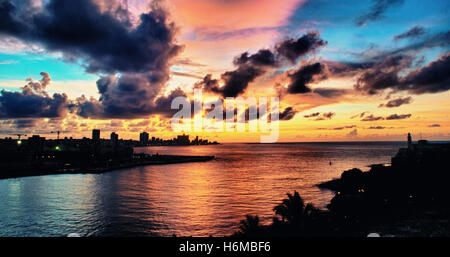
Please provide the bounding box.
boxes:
[177,134,190,145]
[408,133,412,151]
[28,135,46,156]
[392,133,450,169]
[111,132,119,145]
[140,132,149,146]
[92,129,100,140]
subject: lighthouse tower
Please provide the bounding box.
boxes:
[407,133,412,151]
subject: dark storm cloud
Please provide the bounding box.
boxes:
[196,32,326,98]
[0,88,68,119]
[394,26,426,41]
[153,88,189,118]
[75,74,188,119]
[287,63,327,94]
[356,0,404,26]
[233,49,279,67]
[0,0,182,74]
[195,74,221,94]
[386,113,411,120]
[275,31,327,64]
[220,66,265,97]
[0,72,69,119]
[279,107,297,121]
[317,30,449,94]
[354,55,414,94]
[399,53,450,94]
[0,0,185,119]
[378,96,412,108]
[198,51,276,98]
[428,124,441,127]
[355,52,450,95]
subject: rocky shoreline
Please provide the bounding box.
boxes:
[234,139,450,237]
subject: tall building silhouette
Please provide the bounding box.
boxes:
[92,129,100,140]
[111,132,119,145]
[408,133,412,151]
[140,132,149,146]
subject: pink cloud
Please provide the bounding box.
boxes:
[169,0,305,33]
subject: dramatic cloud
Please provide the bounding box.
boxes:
[287,62,327,94]
[378,96,412,108]
[386,113,411,120]
[0,0,185,119]
[399,53,450,94]
[354,54,413,95]
[279,107,297,121]
[354,49,450,95]
[356,0,404,26]
[394,26,426,41]
[199,49,280,97]
[275,31,327,64]
[198,32,326,98]
[319,30,449,94]
[234,49,279,67]
[75,74,188,119]
[219,66,266,97]
[0,0,182,74]
[0,72,69,119]
[428,124,441,127]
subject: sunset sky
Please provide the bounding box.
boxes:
[0,0,449,142]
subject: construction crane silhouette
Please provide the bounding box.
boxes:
[51,130,71,140]
[51,131,61,140]
[11,134,27,140]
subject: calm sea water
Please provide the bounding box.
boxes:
[0,142,404,237]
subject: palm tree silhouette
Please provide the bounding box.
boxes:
[273,191,317,225]
[237,215,261,235]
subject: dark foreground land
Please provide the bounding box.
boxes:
[234,139,450,237]
[0,135,216,180]
[0,154,214,180]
